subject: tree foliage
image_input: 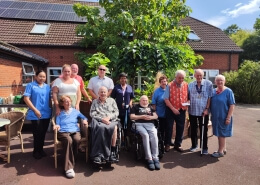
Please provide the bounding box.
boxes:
[253,18,260,31]
[73,0,203,85]
[224,60,260,104]
[230,29,251,47]
[223,24,240,36]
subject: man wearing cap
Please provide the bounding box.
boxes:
[111,73,135,131]
[87,65,114,99]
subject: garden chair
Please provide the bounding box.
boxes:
[0,111,25,163]
[52,116,89,168]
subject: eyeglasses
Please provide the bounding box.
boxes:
[99,68,106,71]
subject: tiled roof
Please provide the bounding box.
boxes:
[0,19,83,46]
[0,40,48,64]
[181,17,243,53]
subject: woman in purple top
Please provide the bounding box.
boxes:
[210,75,235,158]
[53,95,88,178]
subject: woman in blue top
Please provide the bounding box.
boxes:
[53,95,88,178]
[24,70,52,159]
[151,75,168,151]
[210,75,235,158]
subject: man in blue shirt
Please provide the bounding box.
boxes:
[188,69,213,155]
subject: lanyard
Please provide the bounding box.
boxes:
[196,84,202,94]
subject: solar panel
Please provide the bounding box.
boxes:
[23,2,40,10]
[0,1,13,8]
[9,1,27,9]
[16,9,34,19]
[64,5,74,13]
[51,4,65,12]
[0,0,87,22]
[31,10,49,19]
[0,8,5,15]
[38,3,53,11]
[46,11,62,21]
[1,8,20,18]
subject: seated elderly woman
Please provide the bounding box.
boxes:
[90,86,119,164]
[53,95,88,178]
[130,95,160,171]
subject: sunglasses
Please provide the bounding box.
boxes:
[99,68,106,71]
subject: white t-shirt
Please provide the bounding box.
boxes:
[52,78,80,95]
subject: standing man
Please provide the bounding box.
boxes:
[164,70,189,152]
[111,72,134,131]
[188,69,213,155]
[87,65,114,99]
[71,64,92,103]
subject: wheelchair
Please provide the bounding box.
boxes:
[126,119,165,160]
[88,118,123,166]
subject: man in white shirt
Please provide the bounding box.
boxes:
[87,65,114,99]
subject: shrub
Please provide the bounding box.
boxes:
[223,60,260,104]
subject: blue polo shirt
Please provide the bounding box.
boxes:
[152,86,166,118]
[56,108,87,132]
[111,84,135,117]
[24,81,52,120]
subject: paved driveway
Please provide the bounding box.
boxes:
[0,104,259,185]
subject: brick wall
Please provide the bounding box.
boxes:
[196,52,239,73]
[21,46,95,76]
[0,58,32,97]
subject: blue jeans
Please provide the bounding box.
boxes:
[165,107,186,147]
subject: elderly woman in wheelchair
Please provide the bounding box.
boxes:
[130,95,160,171]
[53,95,88,178]
[90,86,120,165]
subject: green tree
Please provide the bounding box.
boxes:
[224,60,260,104]
[230,29,251,47]
[253,18,260,31]
[223,24,240,36]
[73,0,203,85]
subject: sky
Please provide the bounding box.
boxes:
[186,0,260,30]
[77,0,260,30]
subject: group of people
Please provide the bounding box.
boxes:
[23,64,235,177]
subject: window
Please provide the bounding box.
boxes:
[22,62,35,75]
[202,69,219,84]
[30,23,50,35]
[189,69,219,84]
[47,67,62,84]
[22,62,35,86]
[188,30,201,41]
[134,73,149,90]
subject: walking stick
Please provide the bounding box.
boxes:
[200,114,205,156]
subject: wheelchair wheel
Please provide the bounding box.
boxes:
[124,135,131,151]
[135,141,143,160]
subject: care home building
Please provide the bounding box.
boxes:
[0,0,243,97]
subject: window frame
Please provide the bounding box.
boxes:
[47,67,62,84]
[30,23,50,35]
[22,62,35,86]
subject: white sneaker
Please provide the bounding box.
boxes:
[66,169,75,178]
[189,146,198,152]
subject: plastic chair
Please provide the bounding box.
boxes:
[52,117,88,168]
[0,111,25,163]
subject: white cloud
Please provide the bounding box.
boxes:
[223,0,260,18]
[235,3,243,7]
[205,16,229,27]
[221,8,230,14]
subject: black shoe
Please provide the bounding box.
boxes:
[109,152,119,163]
[93,156,102,164]
[33,152,42,159]
[40,150,47,157]
[174,146,184,153]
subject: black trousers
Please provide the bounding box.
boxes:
[189,114,209,149]
[31,119,50,153]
